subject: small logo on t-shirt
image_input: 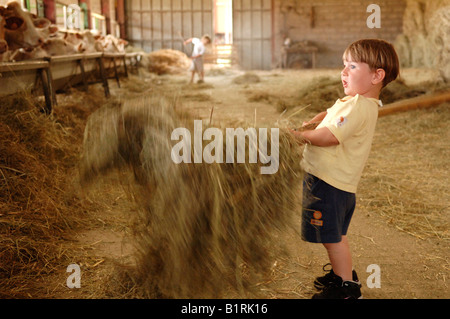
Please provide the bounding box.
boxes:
[336,116,347,127]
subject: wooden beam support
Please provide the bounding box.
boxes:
[378,91,450,117]
[43,0,56,24]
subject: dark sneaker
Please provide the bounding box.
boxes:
[312,278,362,299]
[314,263,359,290]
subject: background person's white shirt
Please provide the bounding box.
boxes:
[191,38,205,57]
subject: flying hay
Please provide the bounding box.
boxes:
[79,95,304,298]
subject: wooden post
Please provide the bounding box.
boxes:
[43,0,56,24]
[101,0,111,35]
[378,92,450,117]
[111,56,120,88]
[79,0,92,29]
[78,59,89,92]
[116,0,126,39]
[38,67,53,114]
[46,66,56,107]
[122,55,128,77]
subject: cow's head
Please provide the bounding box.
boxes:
[2,1,44,49]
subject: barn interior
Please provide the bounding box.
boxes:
[0,0,449,299]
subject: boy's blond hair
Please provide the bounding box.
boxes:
[343,39,399,87]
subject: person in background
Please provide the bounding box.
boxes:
[184,34,211,84]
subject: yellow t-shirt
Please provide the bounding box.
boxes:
[301,94,381,193]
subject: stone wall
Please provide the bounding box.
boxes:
[273,0,406,68]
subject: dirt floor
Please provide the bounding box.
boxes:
[3,66,448,299]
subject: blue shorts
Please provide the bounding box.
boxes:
[301,174,356,243]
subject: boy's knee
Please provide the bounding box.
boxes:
[322,239,343,250]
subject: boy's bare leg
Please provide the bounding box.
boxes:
[322,235,353,282]
[190,71,195,84]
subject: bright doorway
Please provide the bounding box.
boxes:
[212,0,235,67]
[214,0,233,44]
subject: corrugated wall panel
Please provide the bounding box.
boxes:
[233,0,273,70]
[126,0,213,54]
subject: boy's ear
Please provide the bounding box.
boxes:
[372,68,386,85]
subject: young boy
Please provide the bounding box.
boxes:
[290,39,399,299]
[183,35,211,84]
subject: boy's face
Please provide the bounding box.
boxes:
[341,55,378,98]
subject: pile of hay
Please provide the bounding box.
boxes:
[232,72,261,85]
[244,90,295,113]
[284,76,449,116]
[292,76,343,114]
[359,102,449,240]
[0,88,105,297]
[143,49,191,75]
[80,94,304,298]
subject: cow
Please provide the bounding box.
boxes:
[81,30,103,53]
[96,34,128,53]
[41,37,78,56]
[0,1,128,61]
[114,38,128,53]
[33,16,58,39]
[0,14,8,54]
[1,1,44,50]
[8,37,80,61]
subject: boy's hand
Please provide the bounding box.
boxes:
[288,128,306,145]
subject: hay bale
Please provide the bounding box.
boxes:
[144,49,191,75]
[397,0,450,80]
[232,72,261,85]
[394,34,412,68]
[426,4,450,80]
[80,94,303,298]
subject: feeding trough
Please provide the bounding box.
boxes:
[0,51,142,113]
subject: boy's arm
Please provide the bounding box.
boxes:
[302,111,327,127]
[183,38,193,45]
[290,127,339,147]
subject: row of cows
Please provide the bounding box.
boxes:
[0,1,128,62]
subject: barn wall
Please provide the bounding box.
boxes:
[125,0,213,53]
[273,0,406,68]
[233,0,273,70]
